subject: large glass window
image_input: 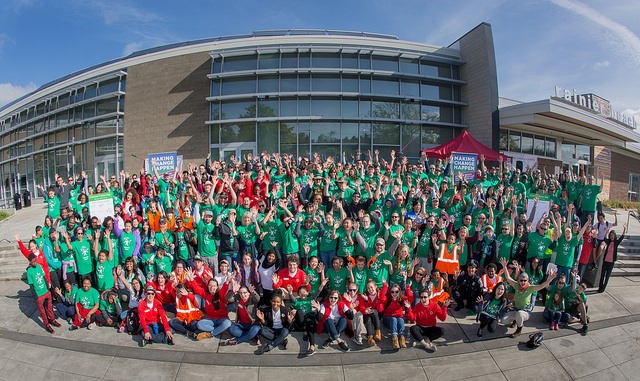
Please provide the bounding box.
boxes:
[257,122,278,153]
[221,101,255,120]
[372,56,397,71]
[311,99,340,117]
[401,102,420,120]
[299,53,310,68]
[400,80,420,97]
[342,123,359,144]
[402,124,420,156]
[85,85,97,100]
[373,123,400,145]
[420,61,438,77]
[280,99,297,116]
[311,122,340,143]
[342,54,358,69]
[359,54,371,70]
[421,83,438,99]
[312,75,340,92]
[98,79,119,95]
[312,53,339,68]
[372,101,399,119]
[210,102,220,120]
[96,119,117,137]
[360,76,371,93]
[280,75,297,92]
[96,99,117,115]
[258,100,277,117]
[546,138,556,158]
[298,122,310,157]
[421,105,439,121]
[521,133,533,154]
[359,100,371,118]
[221,122,255,143]
[258,53,279,70]
[534,136,545,156]
[399,58,419,74]
[281,53,297,68]
[211,79,221,96]
[372,78,399,95]
[224,55,257,72]
[342,100,358,118]
[222,78,255,95]
[299,75,310,91]
[258,75,278,93]
[360,123,371,152]
[83,103,95,119]
[342,76,358,92]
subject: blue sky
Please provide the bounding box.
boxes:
[1,0,639,121]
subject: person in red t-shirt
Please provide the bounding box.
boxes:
[273,256,308,296]
[408,288,450,352]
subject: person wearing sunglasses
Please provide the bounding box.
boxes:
[382,283,412,350]
[341,282,366,345]
[409,288,450,352]
[312,289,354,352]
[138,285,174,346]
[499,257,557,338]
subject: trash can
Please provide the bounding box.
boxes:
[13,193,22,211]
[22,190,31,208]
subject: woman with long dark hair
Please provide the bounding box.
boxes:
[598,224,627,293]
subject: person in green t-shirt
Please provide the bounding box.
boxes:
[349,256,369,293]
[326,256,350,294]
[63,228,94,277]
[27,254,59,332]
[578,175,602,227]
[97,290,123,327]
[93,231,115,292]
[553,217,590,282]
[71,277,101,330]
[303,254,325,295]
[499,257,557,338]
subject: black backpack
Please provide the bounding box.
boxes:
[122,308,140,335]
[526,332,543,348]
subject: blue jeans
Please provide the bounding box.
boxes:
[196,318,232,337]
[383,316,405,335]
[144,324,168,343]
[544,309,570,323]
[323,316,347,341]
[220,253,236,268]
[555,265,572,285]
[228,322,261,344]
[169,318,199,335]
[55,303,75,320]
[319,250,336,269]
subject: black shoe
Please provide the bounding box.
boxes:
[45,325,55,334]
[510,327,522,338]
[280,338,288,349]
[581,325,589,336]
[477,328,483,337]
[167,337,174,346]
[338,341,349,352]
[50,320,61,328]
[256,344,271,355]
[186,331,198,340]
[321,338,332,348]
[69,325,78,331]
[307,347,316,356]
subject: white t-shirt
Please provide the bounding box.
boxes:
[272,308,283,329]
[258,260,276,291]
[594,221,613,240]
[319,303,345,320]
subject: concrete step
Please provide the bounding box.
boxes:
[618,253,640,261]
[0,257,27,266]
[615,260,640,268]
[0,273,26,281]
[618,246,640,253]
[611,268,640,277]
[0,264,28,274]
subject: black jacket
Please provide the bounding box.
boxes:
[214,219,239,254]
[258,305,293,329]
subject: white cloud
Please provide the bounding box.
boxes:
[76,0,161,26]
[551,0,640,65]
[122,41,145,56]
[593,60,610,69]
[0,33,15,54]
[0,82,38,108]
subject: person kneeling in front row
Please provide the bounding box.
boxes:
[138,285,174,346]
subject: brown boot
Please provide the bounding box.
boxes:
[392,336,400,350]
[374,329,382,341]
[399,335,407,348]
[367,335,375,346]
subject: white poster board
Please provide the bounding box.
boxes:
[89,192,115,224]
[526,195,551,228]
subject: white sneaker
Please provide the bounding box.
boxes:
[354,336,363,345]
[87,323,96,330]
[424,342,437,352]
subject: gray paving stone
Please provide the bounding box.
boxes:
[176,364,259,380]
[0,358,6,371]
[461,372,507,381]
[9,341,62,369]
[560,348,615,379]
[103,357,179,381]
[502,360,571,381]
[343,360,426,381]
[0,293,35,331]
[543,334,598,359]
[621,320,640,340]
[50,350,114,378]
[421,351,500,381]
[587,325,632,348]
[601,339,640,365]
[607,287,640,314]
[45,369,102,381]
[581,291,630,320]
[0,359,48,381]
[489,344,555,371]
[575,366,627,381]
[259,365,345,381]
[617,356,640,380]
[0,338,18,359]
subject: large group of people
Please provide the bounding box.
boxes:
[17,148,628,355]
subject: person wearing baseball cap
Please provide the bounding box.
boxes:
[451,259,482,314]
[138,285,174,346]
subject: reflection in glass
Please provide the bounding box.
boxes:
[311,122,340,143]
[221,122,256,143]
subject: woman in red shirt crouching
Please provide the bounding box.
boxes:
[382,283,412,350]
[408,288,450,352]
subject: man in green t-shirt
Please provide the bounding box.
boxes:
[27,254,60,333]
[578,175,602,227]
[71,277,101,330]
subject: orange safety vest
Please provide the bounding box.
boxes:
[429,278,450,304]
[172,270,186,285]
[175,294,204,324]
[436,243,459,275]
[147,211,161,232]
[481,274,503,294]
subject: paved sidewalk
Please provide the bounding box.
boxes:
[1,274,639,380]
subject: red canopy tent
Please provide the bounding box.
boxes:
[421,131,510,162]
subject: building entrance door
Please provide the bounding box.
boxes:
[220,142,256,163]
